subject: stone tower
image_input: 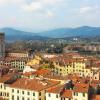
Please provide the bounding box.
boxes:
[0,33,5,58]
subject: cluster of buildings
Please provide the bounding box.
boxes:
[64,44,100,52]
[44,53,100,80]
[0,52,100,100]
[0,57,28,71]
[0,33,100,100]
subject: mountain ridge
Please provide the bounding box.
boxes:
[0,26,100,41]
[39,26,100,38]
[0,27,48,41]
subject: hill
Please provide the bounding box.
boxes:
[0,28,48,42]
[39,26,100,38]
[0,26,100,41]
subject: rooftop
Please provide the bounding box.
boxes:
[91,95,100,100]
[73,83,89,93]
[47,85,64,93]
[34,69,50,76]
[10,78,60,91]
[0,75,12,83]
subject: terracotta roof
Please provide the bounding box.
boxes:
[73,83,89,93]
[67,74,88,83]
[0,57,27,62]
[34,69,50,76]
[44,74,67,80]
[10,78,60,91]
[91,95,100,100]
[61,90,72,98]
[0,97,4,100]
[92,80,100,85]
[90,83,98,88]
[47,85,64,93]
[0,65,11,68]
[0,75,11,83]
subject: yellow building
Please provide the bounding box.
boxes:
[27,55,41,66]
[52,57,93,77]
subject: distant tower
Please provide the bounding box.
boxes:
[0,33,5,58]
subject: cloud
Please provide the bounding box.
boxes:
[0,0,26,7]
[22,2,43,12]
[46,11,55,17]
[21,0,65,17]
[79,6,93,14]
[22,0,64,12]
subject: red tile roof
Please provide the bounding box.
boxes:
[34,69,50,76]
[10,78,60,91]
[0,97,4,100]
[47,85,64,93]
[91,95,100,100]
[0,75,11,83]
[73,83,89,93]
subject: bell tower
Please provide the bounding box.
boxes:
[0,33,5,58]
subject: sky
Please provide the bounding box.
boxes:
[0,0,100,32]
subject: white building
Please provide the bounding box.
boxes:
[0,75,60,100]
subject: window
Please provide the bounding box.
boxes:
[12,95,14,100]
[17,90,19,93]
[74,92,75,96]
[56,94,58,98]
[0,92,2,96]
[74,99,77,100]
[83,93,85,97]
[48,93,51,97]
[27,92,30,95]
[61,97,64,100]
[22,91,24,94]
[39,92,41,96]
[4,85,6,89]
[22,97,24,100]
[12,89,14,93]
[33,93,35,96]
[27,98,30,100]
[74,92,78,96]
[4,93,6,96]
[17,96,19,100]
[7,93,9,97]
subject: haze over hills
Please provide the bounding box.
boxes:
[0,28,48,41]
[39,26,100,38]
[0,26,100,41]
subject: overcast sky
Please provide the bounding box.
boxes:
[0,0,100,32]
